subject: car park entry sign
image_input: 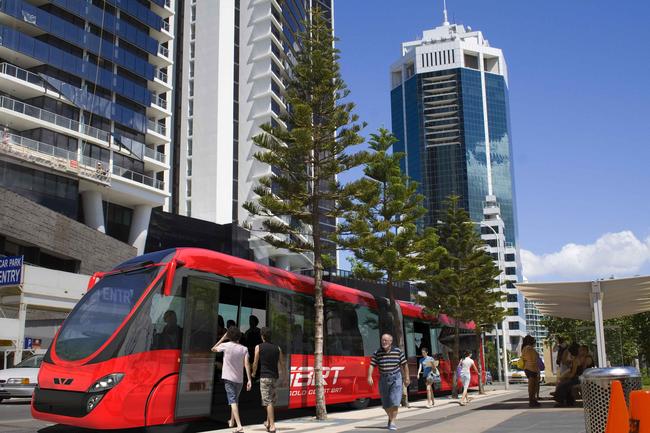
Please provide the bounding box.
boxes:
[0,255,23,286]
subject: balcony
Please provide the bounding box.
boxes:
[0,132,110,186]
[152,94,168,110]
[144,146,167,165]
[112,165,164,191]
[147,119,167,136]
[0,95,110,144]
[158,44,170,58]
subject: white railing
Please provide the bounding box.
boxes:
[0,132,110,185]
[165,0,171,8]
[0,63,45,87]
[0,95,110,143]
[155,68,168,83]
[162,20,170,33]
[158,44,169,58]
[147,119,167,136]
[152,94,168,110]
[144,146,166,163]
[112,165,164,190]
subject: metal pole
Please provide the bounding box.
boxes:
[482,221,509,390]
[494,324,502,381]
[591,281,607,367]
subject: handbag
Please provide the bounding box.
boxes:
[537,356,545,371]
[515,357,525,370]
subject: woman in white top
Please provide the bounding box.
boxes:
[459,351,478,406]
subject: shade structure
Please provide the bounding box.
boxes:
[516,275,650,367]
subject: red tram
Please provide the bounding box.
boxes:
[32,248,482,429]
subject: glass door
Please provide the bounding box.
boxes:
[175,277,220,419]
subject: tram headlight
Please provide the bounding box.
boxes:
[86,394,104,413]
[87,373,124,393]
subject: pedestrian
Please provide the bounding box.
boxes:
[367,334,409,431]
[251,327,285,433]
[458,351,478,406]
[212,326,252,432]
[521,335,541,407]
[416,347,438,408]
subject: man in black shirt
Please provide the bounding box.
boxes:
[252,327,286,433]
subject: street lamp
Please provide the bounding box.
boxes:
[474,220,510,390]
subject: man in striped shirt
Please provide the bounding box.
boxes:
[367,334,410,431]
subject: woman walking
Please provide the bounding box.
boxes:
[417,347,438,408]
[458,351,478,406]
[212,326,252,432]
[521,335,541,407]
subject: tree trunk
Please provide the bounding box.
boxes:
[387,281,404,351]
[452,322,460,399]
[313,255,327,420]
[476,329,485,394]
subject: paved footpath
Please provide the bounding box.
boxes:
[207,386,586,433]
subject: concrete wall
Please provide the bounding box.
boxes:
[0,188,136,273]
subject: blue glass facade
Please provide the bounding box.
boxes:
[485,73,518,244]
[391,67,518,246]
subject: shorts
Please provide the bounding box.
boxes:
[460,373,471,391]
[224,379,243,405]
[425,374,435,385]
[379,370,403,409]
[260,377,278,406]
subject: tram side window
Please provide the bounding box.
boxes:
[376,297,398,337]
[325,300,379,357]
[404,319,416,357]
[240,288,267,357]
[268,291,314,355]
[118,279,187,356]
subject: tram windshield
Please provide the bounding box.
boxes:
[55,266,160,361]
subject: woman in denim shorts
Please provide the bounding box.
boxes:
[212,326,252,432]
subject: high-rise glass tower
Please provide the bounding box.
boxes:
[0,0,175,254]
[390,12,528,349]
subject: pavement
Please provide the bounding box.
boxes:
[0,385,586,433]
[205,385,586,433]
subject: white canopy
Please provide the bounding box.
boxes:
[517,275,650,367]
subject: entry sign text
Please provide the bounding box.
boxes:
[0,255,23,287]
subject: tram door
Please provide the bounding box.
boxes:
[412,321,433,392]
[211,284,268,421]
[175,277,221,419]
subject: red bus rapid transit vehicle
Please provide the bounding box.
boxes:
[32,248,483,430]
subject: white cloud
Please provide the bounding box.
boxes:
[521,231,650,281]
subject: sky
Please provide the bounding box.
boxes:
[332,0,650,282]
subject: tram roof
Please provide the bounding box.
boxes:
[170,248,474,330]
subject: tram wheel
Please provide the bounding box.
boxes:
[350,398,370,410]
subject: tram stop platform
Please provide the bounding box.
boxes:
[205,385,585,433]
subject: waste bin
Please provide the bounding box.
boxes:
[581,367,642,433]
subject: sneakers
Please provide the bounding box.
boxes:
[388,423,397,431]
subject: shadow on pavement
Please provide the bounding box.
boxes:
[472,397,584,411]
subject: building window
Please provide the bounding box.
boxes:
[508,322,520,330]
[186,200,191,217]
[187,159,192,177]
[507,294,518,303]
[188,100,194,117]
[508,308,519,316]
[189,42,195,59]
[190,5,196,21]
[189,61,195,78]
[505,253,515,262]
[187,118,193,136]
[189,80,194,97]
[505,267,517,275]
[187,138,192,156]
[186,180,191,197]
